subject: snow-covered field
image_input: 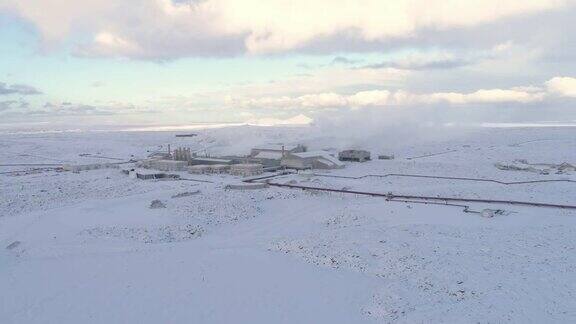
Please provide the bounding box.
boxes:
[1,125,576,323]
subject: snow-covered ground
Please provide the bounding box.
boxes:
[1,125,576,323]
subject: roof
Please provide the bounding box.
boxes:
[254,151,284,160]
[231,163,262,169]
[340,149,370,154]
[152,159,187,165]
[135,169,167,175]
[192,157,232,163]
[289,151,344,166]
[318,154,345,167]
[284,151,344,168]
[253,144,299,151]
[290,151,333,158]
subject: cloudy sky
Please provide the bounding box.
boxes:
[1,0,576,129]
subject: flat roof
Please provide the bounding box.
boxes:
[291,151,332,158]
[151,159,187,164]
[289,151,345,166]
[254,151,284,160]
[192,157,232,163]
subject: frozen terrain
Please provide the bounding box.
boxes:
[1,125,576,323]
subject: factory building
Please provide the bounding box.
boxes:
[250,144,306,167]
[378,154,395,160]
[134,170,180,180]
[338,150,371,162]
[230,164,264,177]
[139,159,188,171]
[188,165,211,174]
[173,147,192,161]
[190,157,234,165]
[250,152,283,168]
[250,144,306,158]
[210,164,230,174]
[188,164,230,174]
[62,163,120,172]
[281,151,344,170]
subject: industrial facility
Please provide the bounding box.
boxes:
[61,143,377,181]
[250,144,306,158]
[338,150,371,162]
[281,151,344,170]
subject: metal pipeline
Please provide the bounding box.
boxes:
[311,173,576,185]
[263,182,576,210]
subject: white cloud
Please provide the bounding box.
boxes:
[82,32,143,57]
[545,77,576,97]
[230,83,553,110]
[246,114,313,126]
[0,82,42,95]
[2,0,571,58]
[348,90,392,107]
[428,89,545,104]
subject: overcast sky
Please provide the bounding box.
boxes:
[1,0,576,129]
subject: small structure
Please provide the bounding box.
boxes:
[378,154,395,160]
[149,199,167,209]
[225,182,269,190]
[135,170,180,180]
[338,150,371,162]
[62,163,120,172]
[281,151,344,170]
[230,164,263,177]
[147,152,172,159]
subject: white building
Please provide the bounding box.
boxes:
[188,164,230,174]
[281,151,344,170]
[250,144,306,158]
[139,159,188,171]
[190,157,234,165]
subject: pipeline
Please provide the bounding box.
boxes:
[0,167,62,175]
[406,150,459,160]
[179,177,214,183]
[386,198,480,214]
[311,173,576,185]
[263,182,576,210]
[244,170,295,183]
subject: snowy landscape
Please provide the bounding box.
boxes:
[1,124,575,323]
[3,1,576,322]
